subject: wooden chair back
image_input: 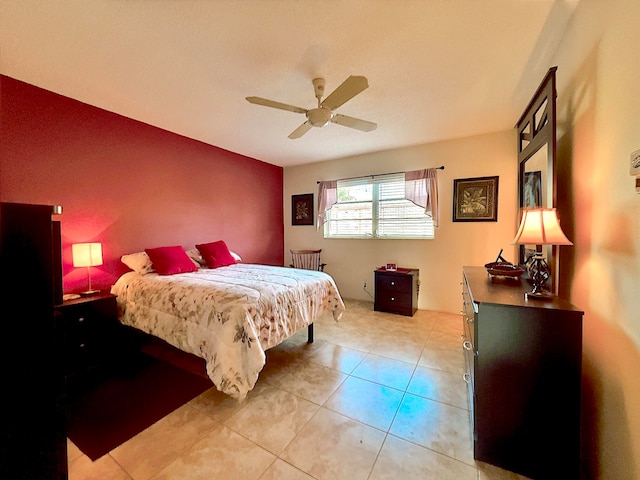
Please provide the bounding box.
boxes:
[290,249,326,272]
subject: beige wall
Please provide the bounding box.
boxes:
[285,2,640,476]
[284,130,517,314]
[551,0,640,478]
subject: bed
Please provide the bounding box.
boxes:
[111,262,345,400]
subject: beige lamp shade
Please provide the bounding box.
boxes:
[512,208,573,246]
[72,243,103,267]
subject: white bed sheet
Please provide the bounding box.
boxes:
[111,263,345,400]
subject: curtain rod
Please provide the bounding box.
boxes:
[316,165,444,184]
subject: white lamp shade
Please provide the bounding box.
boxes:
[512,208,573,245]
[72,243,103,267]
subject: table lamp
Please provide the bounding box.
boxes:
[72,242,103,295]
[512,208,572,300]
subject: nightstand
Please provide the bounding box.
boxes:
[374,268,419,316]
[56,292,119,381]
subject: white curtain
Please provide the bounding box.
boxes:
[316,180,338,229]
[405,168,440,227]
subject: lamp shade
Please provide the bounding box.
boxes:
[512,208,573,246]
[72,243,103,267]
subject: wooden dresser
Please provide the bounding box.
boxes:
[0,203,67,480]
[374,268,419,316]
[461,266,583,479]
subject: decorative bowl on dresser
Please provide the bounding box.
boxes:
[374,267,419,316]
[461,266,583,479]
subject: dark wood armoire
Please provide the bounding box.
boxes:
[0,202,67,479]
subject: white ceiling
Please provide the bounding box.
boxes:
[0,1,579,167]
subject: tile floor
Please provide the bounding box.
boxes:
[67,300,531,480]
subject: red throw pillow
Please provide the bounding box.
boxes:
[196,240,237,269]
[145,246,199,275]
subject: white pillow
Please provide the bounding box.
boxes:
[187,247,242,265]
[186,248,206,266]
[121,252,155,274]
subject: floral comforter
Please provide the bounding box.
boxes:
[111,264,345,400]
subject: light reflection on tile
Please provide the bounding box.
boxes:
[269,360,347,405]
[307,342,367,374]
[368,335,426,364]
[390,393,474,465]
[407,365,468,409]
[68,299,528,480]
[325,376,404,431]
[351,353,415,391]
[419,344,466,373]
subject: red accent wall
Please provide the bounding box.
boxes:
[0,75,284,294]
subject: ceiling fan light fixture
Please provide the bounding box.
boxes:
[246,75,376,138]
[307,107,333,127]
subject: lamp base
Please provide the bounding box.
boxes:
[524,253,554,301]
[525,290,556,301]
[79,289,101,296]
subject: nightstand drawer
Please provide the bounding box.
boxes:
[375,273,412,293]
[375,291,412,308]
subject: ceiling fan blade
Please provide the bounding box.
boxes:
[331,113,377,132]
[320,76,369,110]
[288,121,313,139]
[246,96,307,114]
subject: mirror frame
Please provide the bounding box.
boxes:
[515,67,558,290]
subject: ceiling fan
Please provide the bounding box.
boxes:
[246,75,377,139]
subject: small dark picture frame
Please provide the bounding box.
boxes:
[452,176,499,222]
[292,193,314,226]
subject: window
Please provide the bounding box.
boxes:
[324,173,435,239]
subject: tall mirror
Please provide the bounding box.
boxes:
[516,67,558,290]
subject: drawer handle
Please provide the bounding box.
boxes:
[463,341,473,351]
[79,343,86,349]
[391,297,395,301]
[463,373,471,384]
[390,281,395,286]
[78,317,85,323]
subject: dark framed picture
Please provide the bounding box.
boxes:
[452,176,499,222]
[292,193,314,226]
[523,171,542,207]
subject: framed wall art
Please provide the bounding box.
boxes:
[291,193,314,226]
[452,176,499,222]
